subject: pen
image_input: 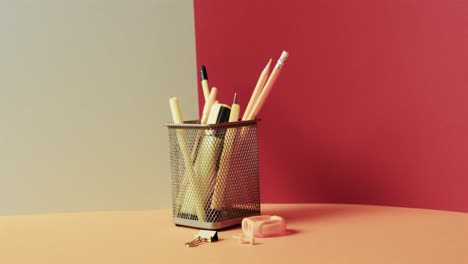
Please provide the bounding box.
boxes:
[200,65,210,102]
[230,93,240,122]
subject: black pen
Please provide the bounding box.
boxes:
[200,65,210,101]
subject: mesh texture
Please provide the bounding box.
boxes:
[167,121,260,226]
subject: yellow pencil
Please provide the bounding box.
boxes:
[248,51,289,120]
[242,59,272,120]
[201,87,218,124]
[169,97,206,221]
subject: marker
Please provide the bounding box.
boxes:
[192,102,231,216]
[210,93,239,211]
[200,65,210,102]
[207,103,231,125]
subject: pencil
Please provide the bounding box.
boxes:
[169,97,206,221]
[242,59,272,120]
[248,51,289,120]
[200,87,218,124]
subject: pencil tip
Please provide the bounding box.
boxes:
[233,93,238,104]
[264,58,273,72]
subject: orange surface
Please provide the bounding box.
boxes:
[1,204,467,264]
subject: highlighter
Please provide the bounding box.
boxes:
[207,103,231,125]
[211,94,240,211]
[179,103,231,219]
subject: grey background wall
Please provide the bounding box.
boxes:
[0,0,198,215]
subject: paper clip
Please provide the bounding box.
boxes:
[185,230,219,247]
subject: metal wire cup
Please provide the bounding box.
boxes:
[164,120,260,230]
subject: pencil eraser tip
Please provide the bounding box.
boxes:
[280,51,289,60]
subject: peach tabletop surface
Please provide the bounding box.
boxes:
[1,204,467,264]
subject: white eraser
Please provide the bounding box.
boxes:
[279,51,289,62]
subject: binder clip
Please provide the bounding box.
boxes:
[185,230,219,247]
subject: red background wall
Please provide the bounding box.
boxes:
[193,0,468,212]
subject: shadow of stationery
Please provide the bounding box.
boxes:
[262,204,376,228]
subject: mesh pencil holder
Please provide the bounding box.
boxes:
[164,120,261,230]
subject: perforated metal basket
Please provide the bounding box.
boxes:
[164,120,260,230]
